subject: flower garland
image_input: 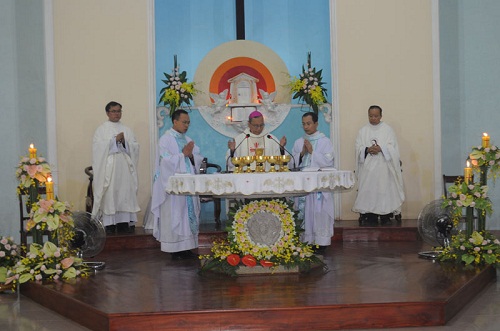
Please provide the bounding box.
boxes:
[442,181,493,223]
[289,52,328,114]
[159,55,197,117]
[4,241,90,288]
[201,199,325,276]
[437,231,500,267]
[15,155,51,191]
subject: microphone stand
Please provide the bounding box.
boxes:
[266,135,298,171]
[225,134,250,172]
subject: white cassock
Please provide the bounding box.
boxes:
[292,131,335,246]
[92,121,140,225]
[352,121,405,215]
[225,128,282,171]
[151,128,204,253]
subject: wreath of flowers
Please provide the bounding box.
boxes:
[437,231,500,267]
[15,155,51,191]
[289,52,328,114]
[201,199,325,276]
[159,55,198,117]
[4,241,90,289]
[469,145,500,178]
[442,180,493,223]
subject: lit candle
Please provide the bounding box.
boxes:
[482,133,490,148]
[46,176,54,200]
[29,144,37,159]
[464,161,473,184]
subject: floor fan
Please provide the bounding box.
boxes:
[71,211,106,270]
[417,199,456,259]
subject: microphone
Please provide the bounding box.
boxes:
[266,135,297,171]
[225,134,250,172]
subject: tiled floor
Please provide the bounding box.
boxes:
[0,274,498,331]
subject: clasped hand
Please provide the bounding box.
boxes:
[367,144,381,155]
[183,141,195,158]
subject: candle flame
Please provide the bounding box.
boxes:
[30,143,34,149]
[47,176,52,183]
[483,132,489,137]
[466,160,470,168]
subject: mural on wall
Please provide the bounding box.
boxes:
[157,40,332,138]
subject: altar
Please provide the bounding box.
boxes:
[166,169,355,198]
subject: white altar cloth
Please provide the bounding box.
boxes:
[166,170,355,198]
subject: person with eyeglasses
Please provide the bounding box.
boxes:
[226,110,286,171]
[151,109,204,260]
[92,101,140,235]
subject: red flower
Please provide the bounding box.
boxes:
[241,255,257,267]
[260,260,274,268]
[226,254,241,266]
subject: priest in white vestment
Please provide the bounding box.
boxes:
[226,110,287,172]
[292,112,335,252]
[92,101,140,234]
[352,105,405,225]
[151,109,204,260]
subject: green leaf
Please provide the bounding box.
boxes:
[462,254,475,265]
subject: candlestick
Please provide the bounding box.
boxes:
[464,161,473,184]
[482,133,490,148]
[46,177,54,200]
[29,143,37,159]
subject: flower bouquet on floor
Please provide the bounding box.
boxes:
[200,199,326,276]
[0,236,20,290]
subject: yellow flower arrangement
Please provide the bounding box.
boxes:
[289,52,328,114]
[159,55,198,117]
[469,144,500,179]
[201,199,325,276]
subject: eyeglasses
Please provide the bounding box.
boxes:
[250,124,265,129]
[108,110,122,114]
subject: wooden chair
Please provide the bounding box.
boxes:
[443,174,463,197]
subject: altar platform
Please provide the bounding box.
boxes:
[19,220,497,331]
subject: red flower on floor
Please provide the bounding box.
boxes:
[241,255,257,267]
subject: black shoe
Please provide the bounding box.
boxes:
[313,245,328,254]
[395,214,402,223]
[171,250,199,260]
[380,215,393,225]
[116,222,132,233]
[105,225,116,235]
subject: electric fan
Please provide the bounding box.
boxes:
[71,211,106,270]
[417,199,456,259]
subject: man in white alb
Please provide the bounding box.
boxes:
[151,109,204,260]
[92,101,140,234]
[352,105,405,225]
[292,112,335,253]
